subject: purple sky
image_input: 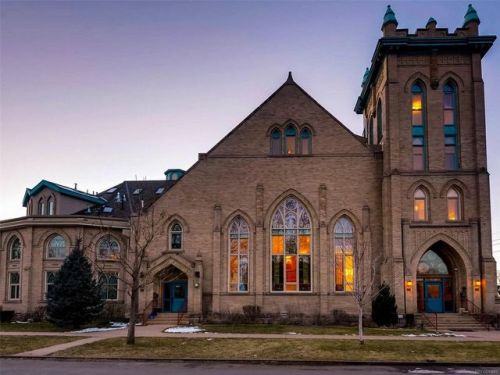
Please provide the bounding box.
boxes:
[1,0,499,263]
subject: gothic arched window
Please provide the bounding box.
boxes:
[412,82,426,170]
[228,215,250,292]
[271,196,311,292]
[334,216,354,292]
[285,125,297,155]
[270,128,282,155]
[300,128,312,155]
[443,82,459,170]
[9,237,21,260]
[413,188,428,221]
[38,199,45,216]
[98,236,120,259]
[447,188,462,221]
[169,221,183,250]
[377,100,383,144]
[47,235,66,259]
[47,197,55,216]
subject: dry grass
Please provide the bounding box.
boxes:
[0,322,67,332]
[54,337,500,363]
[0,335,82,356]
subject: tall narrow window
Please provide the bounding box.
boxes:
[368,118,374,144]
[9,237,21,260]
[271,197,311,292]
[447,188,461,221]
[377,100,383,144]
[45,271,56,299]
[47,235,66,259]
[412,83,426,170]
[270,128,282,155]
[38,199,45,215]
[300,128,312,155]
[9,272,20,300]
[98,237,120,259]
[285,125,297,155]
[228,215,250,292]
[47,197,55,216]
[413,188,428,221]
[334,217,354,292]
[443,82,459,170]
[169,222,183,250]
[98,272,118,300]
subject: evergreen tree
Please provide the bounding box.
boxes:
[47,242,104,329]
[371,283,398,327]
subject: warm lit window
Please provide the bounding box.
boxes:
[270,128,282,155]
[334,217,354,292]
[271,197,311,292]
[228,215,250,292]
[447,188,461,221]
[45,271,56,299]
[169,222,183,250]
[47,235,66,259]
[99,272,118,300]
[443,82,459,170]
[300,128,312,155]
[285,125,297,155]
[413,188,428,221]
[412,83,426,170]
[38,199,45,215]
[9,237,21,260]
[377,100,383,144]
[47,197,55,216]
[8,272,20,300]
[98,237,120,259]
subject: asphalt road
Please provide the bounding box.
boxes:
[0,359,498,375]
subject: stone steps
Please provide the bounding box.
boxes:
[415,313,487,331]
[147,313,189,326]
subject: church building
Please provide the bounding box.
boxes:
[1,5,498,323]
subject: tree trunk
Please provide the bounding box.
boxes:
[358,304,364,345]
[127,286,138,345]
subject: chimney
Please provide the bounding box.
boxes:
[74,183,78,190]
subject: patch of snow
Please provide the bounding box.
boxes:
[408,369,445,374]
[451,370,479,374]
[12,321,30,324]
[287,332,297,335]
[72,322,127,333]
[164,326,205,333]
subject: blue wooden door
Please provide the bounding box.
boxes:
[424,280,444,313]
[169,280,187,313]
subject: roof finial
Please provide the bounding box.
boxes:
[285,71,294,85]
[463,4,480,27]
[382,5,398,29]
[361,67,370,87]
[426,17,437,28]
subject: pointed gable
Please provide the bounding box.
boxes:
[208,74,369,157]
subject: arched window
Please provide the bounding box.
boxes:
[334,217,354,292]
[45,271,56,298]
[9,237,21,260]
[98,236,120,259]
[270,128,282,155]
[47,235,66,259]
[228,215,250,292]
[98,272,118,300]
[377,100,383,144]
[368,117,374,144]
[413,188,428,221]
[271,196,311,292]
[169,221,183,250]
[300,128,312,155]
[285,125,297,155]
[47,197,55,216]
[443,82,459,170]
[417,250,449,275]
[38,199,45,215]
[447,188,461,221]
[412,82,426,170]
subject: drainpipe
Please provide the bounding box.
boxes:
[401,219,407,315]
[477,218,484,313]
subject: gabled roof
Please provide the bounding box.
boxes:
[22,180,107,207]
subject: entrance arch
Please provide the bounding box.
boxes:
[157,265,188,313]
[416,241,467,313]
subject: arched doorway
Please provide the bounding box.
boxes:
[416,241,465,313]
[157,265,188,313]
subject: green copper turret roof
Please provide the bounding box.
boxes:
[427,17,437,26]
[463,4,480,27]
[382,5,398,28]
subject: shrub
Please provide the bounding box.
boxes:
[242,305,261,322]
[0,310,15,322]
[371,283,398,327]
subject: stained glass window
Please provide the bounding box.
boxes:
[334,217,354,292]
[443,82,459,170]
[271,197,311,292]
[99,272,118,300]
[9,237,21,260]
[170,222,183,250]
[417,250,449,275]
[300,128,312,155]
[413,188,427,221]
[228,215,250,292]
[285,125,297,155]
[271,128,282,155]
[9,272,20,300]
[47,235,66,259]
[412,83,426,170]
[447,188,461,221]
[98,237,120,259]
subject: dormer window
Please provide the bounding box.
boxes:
[133,189,142,195]
[38,199,45,215]
[47,197,55,216]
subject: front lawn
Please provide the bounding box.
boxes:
[201,323,424,336]
[0,335,82,356]
[54,337,500,363]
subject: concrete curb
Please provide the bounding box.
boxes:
[1,356,499,367]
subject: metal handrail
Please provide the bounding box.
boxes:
[465,298,481,314]
[420,311,438,333]
[177,300,188,326]
[142,299,155,326]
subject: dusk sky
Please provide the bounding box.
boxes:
[1,0,499,263]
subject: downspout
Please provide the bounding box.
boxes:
[401,219,407,315]
[477,217,484,313]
